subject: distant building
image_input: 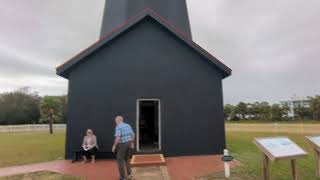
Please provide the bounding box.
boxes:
[280,96,310,118]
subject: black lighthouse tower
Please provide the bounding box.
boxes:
[100,0,192,38]
[57,0,231,159]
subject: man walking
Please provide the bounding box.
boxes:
[112,116,135,180]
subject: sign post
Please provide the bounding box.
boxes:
[305,135,320,177]
[316,150,320,177]
[262,154,270,180]
[291,159,297,180]
[254,137,308,180]
[221,149,234,178]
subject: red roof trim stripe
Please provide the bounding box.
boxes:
[56,9,151,69]
[146,9,231,72]
[56,8,231,77]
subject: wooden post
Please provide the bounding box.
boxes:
[291,159,298,180]
[263,154,270,180]
[316,149,320,177]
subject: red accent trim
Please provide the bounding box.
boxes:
[57,8,231,72]
[56,9,151,69]
[145,9,231,72]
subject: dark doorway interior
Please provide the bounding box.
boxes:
[138,100,160,151]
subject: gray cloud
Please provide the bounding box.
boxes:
[188,0,320,103]
[0,0,105,95]
[0,0,319,103]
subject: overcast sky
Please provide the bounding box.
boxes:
[0,0,319,104]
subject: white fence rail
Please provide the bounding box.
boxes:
[226,123,320,134]
[0,124,66,133]
[0,123,319,134]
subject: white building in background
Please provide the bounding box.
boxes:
[280,95,310,118]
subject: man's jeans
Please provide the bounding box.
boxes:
[116,142,132,179]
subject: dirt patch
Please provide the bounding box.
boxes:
[197,172,257,180]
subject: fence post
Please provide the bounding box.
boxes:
[301,122,304,134]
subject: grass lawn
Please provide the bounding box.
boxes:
[0,171,82,180]
[0,131,65,168]
[204,131,320,180]
[0,128,320,180]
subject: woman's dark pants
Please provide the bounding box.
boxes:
[80,147,97,159]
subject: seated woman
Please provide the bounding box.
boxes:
[81,129,98,163]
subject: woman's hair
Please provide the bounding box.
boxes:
[86,129,94,135]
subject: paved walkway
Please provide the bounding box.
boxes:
[167,155,238,180]
[0,155,239,180]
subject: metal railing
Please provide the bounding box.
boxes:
[226,123,320,134]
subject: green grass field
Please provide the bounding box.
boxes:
[0,131,65,167]
[204,131,320,180]
[0,128,320,179]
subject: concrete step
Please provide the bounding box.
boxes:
[131,154,166,167]
[132,166,170,180]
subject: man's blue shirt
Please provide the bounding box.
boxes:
[115,122,134,143]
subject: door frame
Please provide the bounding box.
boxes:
[136,99,161,152]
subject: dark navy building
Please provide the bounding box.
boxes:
[57,0,231,159]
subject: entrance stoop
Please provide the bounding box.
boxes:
[131,154,166,167]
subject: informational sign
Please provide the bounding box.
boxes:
[254,137,308,180]
[306,136,320,148]
[221,155,234,162]
[254,137,307,160]
[305,135,320,177]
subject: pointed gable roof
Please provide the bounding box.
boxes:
[56,9,232,79]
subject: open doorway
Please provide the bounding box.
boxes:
[137,99,160,152]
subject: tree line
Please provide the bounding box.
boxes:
[0,87,66,129]
[224,96,320,121]
[1,87,319,126]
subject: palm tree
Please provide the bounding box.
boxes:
[39,96,62,134]
[308,95,320,120]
